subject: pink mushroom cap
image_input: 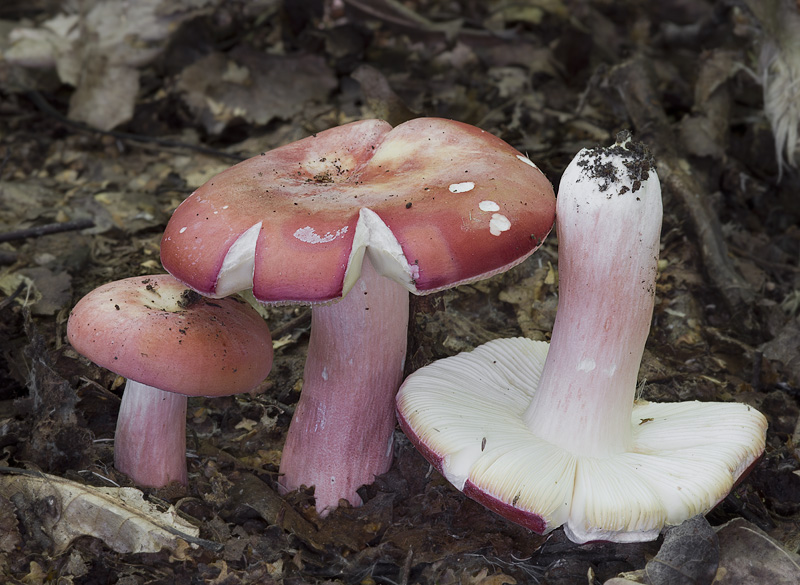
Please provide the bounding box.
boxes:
[160,117,556,302]
[67,274,273,396]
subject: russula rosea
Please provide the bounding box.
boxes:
[160,117,556,514]
[67,274,273,487]
[396,133,767,543]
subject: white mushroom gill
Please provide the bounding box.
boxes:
[516,154,540,169]
[216,222,261,297]
[343,208,418,296]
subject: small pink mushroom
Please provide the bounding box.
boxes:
[67,274,273,487]
[160,118,556,513]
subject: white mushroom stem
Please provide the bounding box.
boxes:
[279,254,408,514]
[523,139,662,458]
[114,380,188,487]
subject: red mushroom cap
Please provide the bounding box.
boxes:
[160,118,556,303]
[67,274,273,396]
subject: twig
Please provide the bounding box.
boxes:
[603,56,755,310]
[399,548,413,585]
[269,308,312,340]
[25,90,244,162]
[729,244,800,273]
[0,281,26,311]
[0,218,95,243]
[343,0,516,43]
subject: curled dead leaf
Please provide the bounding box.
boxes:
[0,468,200,555]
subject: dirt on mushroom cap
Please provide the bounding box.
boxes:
[160,118,556,303]
[67,274,273,396]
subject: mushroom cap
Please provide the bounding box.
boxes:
[160,118,555,303]
[67,274,273,396]
[396,337,768,543]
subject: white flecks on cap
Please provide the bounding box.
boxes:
[343,208,418,296]
[179,227,187,234]
[449,181,475,193]
[216,222,262,297]
[479,200,500,212]
[517,154,539,170]
[322,366,329,381]
[293,225,349,244]
[577,358,596,372]
[489,213,511,236]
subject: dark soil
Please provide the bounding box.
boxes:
[1,1,800,584]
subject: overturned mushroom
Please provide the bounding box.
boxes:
[396,134,767,543]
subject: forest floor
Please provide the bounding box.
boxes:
[1,1,800,584]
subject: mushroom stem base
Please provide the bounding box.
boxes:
[114,379,188,487]
[279,254,409,515]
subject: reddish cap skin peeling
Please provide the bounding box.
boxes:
[67,274,273,396]
[160,117,556,302]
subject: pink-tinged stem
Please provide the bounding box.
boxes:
[279,255,409,514]
[114,380,188,486]
[523,146,662,458]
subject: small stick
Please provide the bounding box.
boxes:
[0,218,95,243]
[26,91,244,162]
[603,56,755,310]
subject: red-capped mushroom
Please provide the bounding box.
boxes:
[160,118,556,513]
[67,274,273,487]
[396,133,767,543]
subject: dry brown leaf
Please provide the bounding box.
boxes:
[0,493,22,553]
[176,47,337,135]
[3,0,219,130]
[470,567,518,585]
[760,317,800,384]
[0,469,199,555]
[715,518,800,584]
[679,50,740,159]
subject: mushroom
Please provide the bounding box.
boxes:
[67,274,273,487]
[159,117,556,513]
[396,133,767,543]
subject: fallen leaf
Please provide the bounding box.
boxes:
[760,316,800,385]
[714,518,800,584]
[176,46,338,135]
[645,515,719,585]
[3,0,218,130]
[0,492,22,552]
[18,266,72,316]
[0,469,200,555]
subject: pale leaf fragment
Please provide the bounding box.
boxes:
[0,470,199,555]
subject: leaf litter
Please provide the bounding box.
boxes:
[1,0,800,583]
